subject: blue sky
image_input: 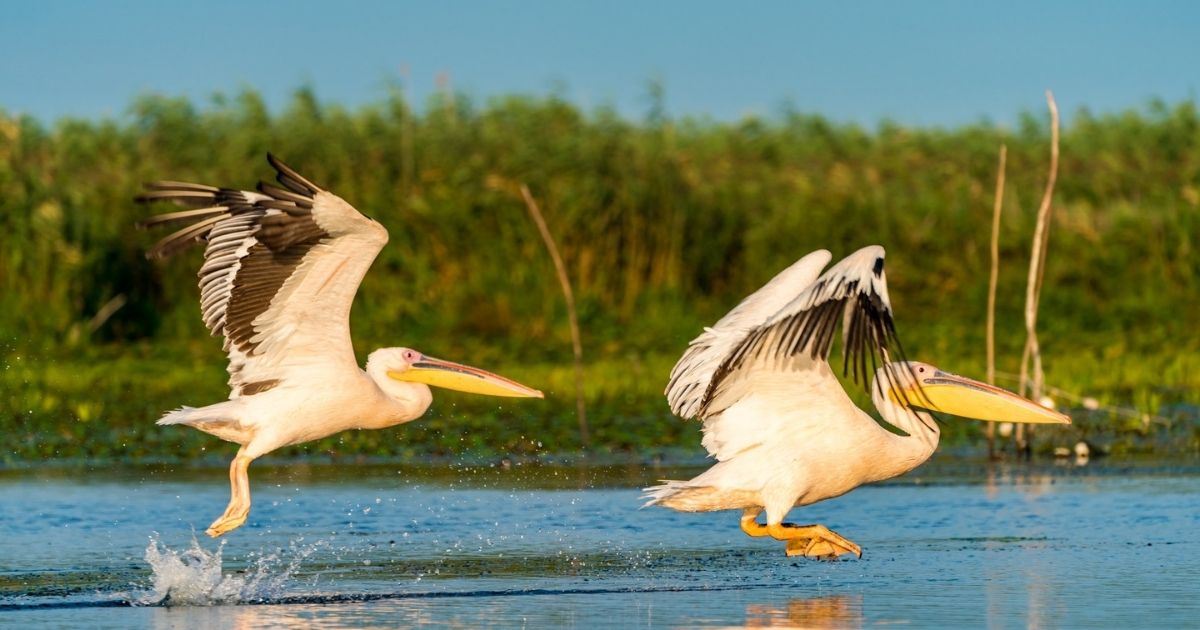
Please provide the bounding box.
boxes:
[2,1,1197,126]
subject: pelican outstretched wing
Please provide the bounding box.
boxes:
[676,246,909,418]
[665,250,832,418]
[138,154,389,397]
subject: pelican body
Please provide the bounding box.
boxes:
[645,247,1069,559]
[139,155,542,537]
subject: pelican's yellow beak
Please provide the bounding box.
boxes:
[388,356,544,398]
[900,370,1070,425]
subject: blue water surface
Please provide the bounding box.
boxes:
[0,457,1196,628]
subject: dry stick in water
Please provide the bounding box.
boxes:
[985,144,1007,458]
[1017,90,1060,455]
[520,184,590,449]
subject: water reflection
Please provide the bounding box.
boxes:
[151,604,394,630]
[147,594,867,630]
[979,462,1057,499]
[741,594,863,629]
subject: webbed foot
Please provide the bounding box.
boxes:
[206,504,249,538]
[769,523,861,559]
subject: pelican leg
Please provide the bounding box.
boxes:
[206,451,253,537]
[740,507,771,537]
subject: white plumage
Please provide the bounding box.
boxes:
[647,246,1069,559]
[140,155,543,537]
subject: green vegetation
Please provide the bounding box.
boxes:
[1,88,1197,463]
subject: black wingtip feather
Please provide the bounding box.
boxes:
[257,181,315,207]
[266,153,322,195]
[142,180,220,193]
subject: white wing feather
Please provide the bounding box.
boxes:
[665,249,832,418]
[220,193,387,396]
[139,156,388,398]
[668,245,903,429]
[699,245,899,417]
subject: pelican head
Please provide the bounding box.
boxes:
[375,347,544,398]
[878,361,1070,425]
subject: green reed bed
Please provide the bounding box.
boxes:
[1,89,1197,462]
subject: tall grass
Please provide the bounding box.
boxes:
[1,89,1197,460]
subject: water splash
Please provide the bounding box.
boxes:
[133,534,322,606]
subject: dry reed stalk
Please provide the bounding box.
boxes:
[1016,91,1060,455]
[520,184,590,449]
[985,144,1007,457]
[86,294,127,333]
[435,71,456,123]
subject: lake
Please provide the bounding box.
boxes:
[1,457,1197,628]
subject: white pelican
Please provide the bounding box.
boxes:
[645,246,1069,559]
[138,154,543,537]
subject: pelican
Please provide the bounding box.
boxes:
[138,154,543,537]
[644,246,1069,559]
